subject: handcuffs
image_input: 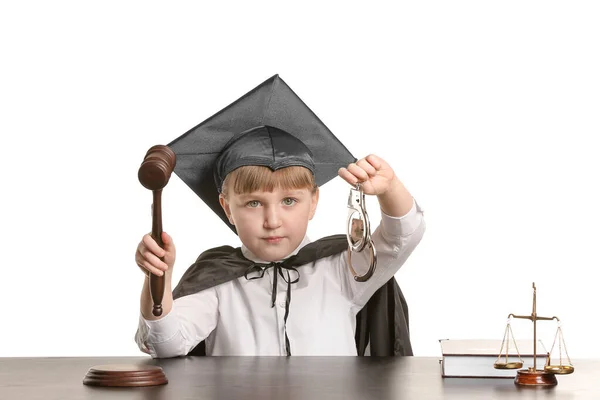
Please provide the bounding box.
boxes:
[346,183,377,282]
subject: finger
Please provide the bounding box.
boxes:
[136,247,169,271]
[161,231,175,252]
[136,249,165,276]
[365,154,384,170]
[140,263,163,277]
[346,163,370,182]
[141,234,166,258]
[338,167,359,186]
[356,158,377,177]
[140,262,164,277]
[141,248,169,270]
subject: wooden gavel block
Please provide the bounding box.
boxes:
[83,364,168,387]
[138,145,176,316]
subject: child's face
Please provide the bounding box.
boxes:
[219,187,319,262]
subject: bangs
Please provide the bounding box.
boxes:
[222,166,316,197]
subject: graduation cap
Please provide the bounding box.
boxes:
[167,74,356,233]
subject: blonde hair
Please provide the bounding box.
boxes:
[221,166,316,198]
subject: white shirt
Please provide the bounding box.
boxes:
[136,200,425,357]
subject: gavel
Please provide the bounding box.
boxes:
[138,145,176,316]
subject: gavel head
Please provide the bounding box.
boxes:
[138,145,177,191]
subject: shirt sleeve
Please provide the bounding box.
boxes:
[336,198,426,313]
[134,287,219,358]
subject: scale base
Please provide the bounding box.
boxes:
[514,368,557,387]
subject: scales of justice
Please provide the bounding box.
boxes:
[493,282,574,387]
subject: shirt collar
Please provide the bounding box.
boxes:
[241,236,312,264]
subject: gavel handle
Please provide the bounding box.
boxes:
[150,189,165,317]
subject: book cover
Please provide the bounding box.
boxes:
[439,339,548,378]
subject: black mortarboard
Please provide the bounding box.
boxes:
[167,74,356,233]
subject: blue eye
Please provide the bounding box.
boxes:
[283,198,297,206]
[246,200,260,208]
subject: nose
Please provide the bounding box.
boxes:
[263,205,282,230]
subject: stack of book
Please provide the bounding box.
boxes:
[439,339,548,378]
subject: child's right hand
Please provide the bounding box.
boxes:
[135,231,176,277]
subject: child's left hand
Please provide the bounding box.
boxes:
[338,154,397,196]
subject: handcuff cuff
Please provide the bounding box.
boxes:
[346,183,377,282]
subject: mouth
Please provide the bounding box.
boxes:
[263,236,284,244]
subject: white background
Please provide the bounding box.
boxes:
[1,1,599,359]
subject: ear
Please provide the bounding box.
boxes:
[219,194,235,225]
[308,188,319,220]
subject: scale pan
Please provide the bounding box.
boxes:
[544,365,574,374]
[493,361,523,370]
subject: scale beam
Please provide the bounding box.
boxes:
[509,314,558,322]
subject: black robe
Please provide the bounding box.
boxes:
[172,234,413,356]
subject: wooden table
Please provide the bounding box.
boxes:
[0,356,595,399]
